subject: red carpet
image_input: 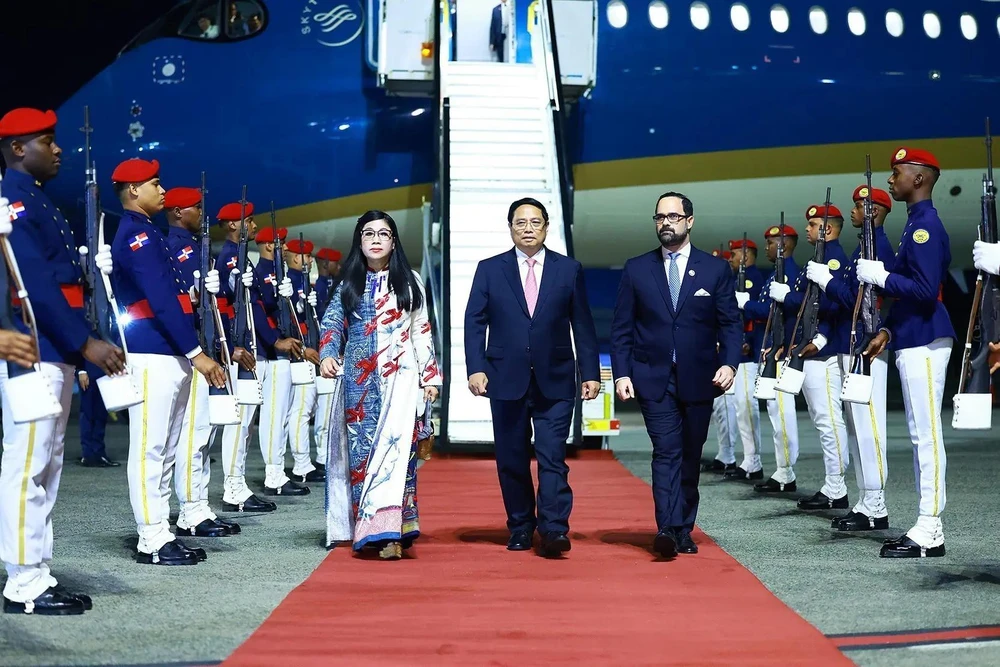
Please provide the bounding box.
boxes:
[225,459,851,666]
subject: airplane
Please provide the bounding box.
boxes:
[43,0,1000,442]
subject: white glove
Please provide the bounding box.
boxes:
[307,291,318,307]
[278,276,293,298]
[95,244,113,275]
[856,259,889,288]
[811,333,828,352]
[735,291,750,309]
[769,281,790,303]
[205,269,220,295]
[241,268,255,288]
[805,260,833,291]
[973,240,1000,276]
[0,198,12,235]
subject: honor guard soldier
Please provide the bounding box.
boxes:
[252,226,310,496]
[214,202,279,511]
[807,186,897,530]
[109,158,227,565]
[726,239,765,479]
[704,250,739,473]
[163,186,248,537]
[285,237,325,483]
[0,108,124,614]
[737,224,799,489]
[314,247,342,314]
[772,205,852,510]
[857,147,955,558]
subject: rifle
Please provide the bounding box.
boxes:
[778,187,832,393]
[197,172,215,358]
[79,106,113,342]
[843,156,880,402]
[0,172,62,422]
[230,187,255,361]
[754,215,786,399]
[299,232,320,351]
[954,118,1000,429]
[270,201,293,341]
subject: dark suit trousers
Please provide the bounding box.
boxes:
[79,360,109,460]
[638,368,714,534]
[490,372,573,535]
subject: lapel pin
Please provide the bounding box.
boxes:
[688,270,695,276]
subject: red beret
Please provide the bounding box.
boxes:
[764,224,798,238]
[805,205,843,220]
[0,108,57,138]
[163,187,202,210]
[217,202,254,221]
[111,158,159,184]
[852,185,893,211]
[254,227,288,244]
[891,147,940,171]
[316,248,342,261]
[285,239,314,255]
[729,238,757,251]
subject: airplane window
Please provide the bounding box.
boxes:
[885,10,903,37]
[770,5,788,33]
[179,0,221,39]
[847,8,865,35]
[923,11,941,38]
[690,2,710,30]
[960,13,978,40]
[730,3,750,31]
[648,1,669,29]
[607,0,628,28]
[226,1,266,37]
[808,6,828,34]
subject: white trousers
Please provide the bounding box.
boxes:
[839,353,889,517]
[288,381,318,475]
[734,362,763,473]
[313,392,332,467]
[259,357,293,489]
[125,353,191,554]
[221,401,257,504]
[164,371,219,529]
[896,338,951,546]
[710,394,738,465]
[801,356,850,499]
[0,362,73,603]
[765,390,798,482]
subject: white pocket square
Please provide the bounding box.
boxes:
[694,288,711,297]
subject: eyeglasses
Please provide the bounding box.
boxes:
[653,213,691,224]
[511,219,546,231]
[361,229,393,241]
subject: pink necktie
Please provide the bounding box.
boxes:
[524,257,538,316]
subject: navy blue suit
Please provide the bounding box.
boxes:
[611,245,742,535]
[464,247,599,536]
[489,4,506,61]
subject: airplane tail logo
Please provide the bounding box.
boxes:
[302,1,365,48]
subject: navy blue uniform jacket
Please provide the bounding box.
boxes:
[611,246,742,403]
[464,247,600,402]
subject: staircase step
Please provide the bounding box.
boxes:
[450,164,548,183]
[449,129,547,145]
[449,117,545,133]
[448,105,542,122]
[449,141,546,156]
[450,152,548,170]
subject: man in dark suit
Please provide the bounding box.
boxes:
[611,191,742,559]
[465,197,600,558]
[489,0,510,62]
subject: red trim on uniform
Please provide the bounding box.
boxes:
[11,284,83,309]
[216,296,236,318]
[125,294,193,320]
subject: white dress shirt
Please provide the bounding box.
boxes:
[661,242,691,291]
[516,246,545,289]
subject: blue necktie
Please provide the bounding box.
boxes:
[668,252,680,362]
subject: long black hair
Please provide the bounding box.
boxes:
[339,210,423,316]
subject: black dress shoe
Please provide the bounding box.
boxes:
[653,531,677,558]
[797,491,849,510]
[174,539,207,562]
[506,531,532,551]
[176,519,231,537]
[222,494,277,513]
[677,532,698,554]
[314,462,326,472]
[3,587,85,615]
[264,480,310,496]
[832,511,889,532]
[135,540,199,566]
[879,535,945,558]
[724,467,764,481]
[293,469,326,484]
[53,584,92,611]
[754,478,797,493]
[213,517,242,534]
[80,456,121,468]
[539,532,571,558]
[702,460,737,474]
